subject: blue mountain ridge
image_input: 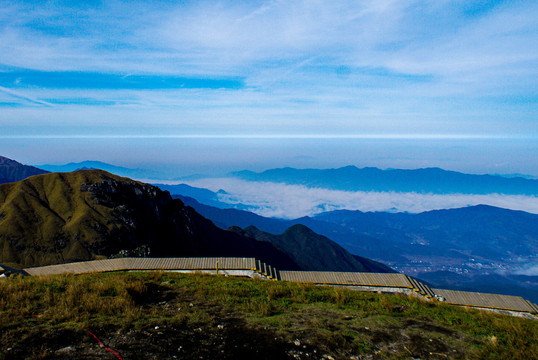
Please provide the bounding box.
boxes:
[0,156,49,184]
[232,166,538,195]
[37,161,160,180]
[36,161,538,195]
[166,186,538,302]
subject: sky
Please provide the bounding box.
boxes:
[0,0,537,176]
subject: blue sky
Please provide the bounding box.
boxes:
[0,0,537,174]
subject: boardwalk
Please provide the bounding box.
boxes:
[23,257,256,276]
[14,257,538,315]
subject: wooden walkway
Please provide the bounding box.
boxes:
[433,288,538,314]
[23,257,256,276]
[15,257,538,314]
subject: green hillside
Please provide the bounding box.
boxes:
[1,271,536,359]
[0,170,122,266]
[0,170,298,269]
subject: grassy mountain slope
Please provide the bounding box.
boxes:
[0,155,49,184]
[0,170,298,269]
[1,272,536,359]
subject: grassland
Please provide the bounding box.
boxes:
[1,272,537,359]
[0,170,134,266]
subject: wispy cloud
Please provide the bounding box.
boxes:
[0,86,53,107]
[0,1,536,166]
[179,178,538,219]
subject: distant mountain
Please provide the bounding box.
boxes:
[232,166,538,195]
[314,205,538,263]
[178,195,408,261]
[231,224,394,273]
[179,195,538,300]
[177,195,291,232]
[0,170,298,269]
[178,195,410,261]
[178,196,393,273]
[38,160,160,180]
[179,195,538,268]
[314,206,538,302]
[0,155,49,184]
[156,183,241,209]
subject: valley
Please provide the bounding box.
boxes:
[175,194,538,302]
[2,155,536,303]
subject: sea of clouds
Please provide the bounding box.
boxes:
[514,265,538,277]
[182,178,538,219]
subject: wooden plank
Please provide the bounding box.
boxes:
[279,271,413,288]
[432,288,535,312]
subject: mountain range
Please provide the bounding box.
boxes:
[0,170,297,268]
[230,224,394,273]
[3,155,537,300]
[176,194,538,302]
[233,166,538,195]
[155,183,238,209]
[177,193,538,265]
[0,163,385,274]
[31,160,538,196]
[37,160,160,179]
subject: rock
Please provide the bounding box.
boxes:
[57,346,75,353]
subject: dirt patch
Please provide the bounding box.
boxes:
[126,282,176,306]
[2,318,296,360]
[403,318,457,336]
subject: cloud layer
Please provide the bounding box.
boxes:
[513,264,538,277]
[182,178,538,219]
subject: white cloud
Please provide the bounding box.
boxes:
[513,264,538,277]
[0,1,536,141]
[179,178,538,219]
[2,1,536,80]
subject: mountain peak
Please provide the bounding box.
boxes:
[0,155,49,184]
[284,223,313,235]
[0,156,22,167]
